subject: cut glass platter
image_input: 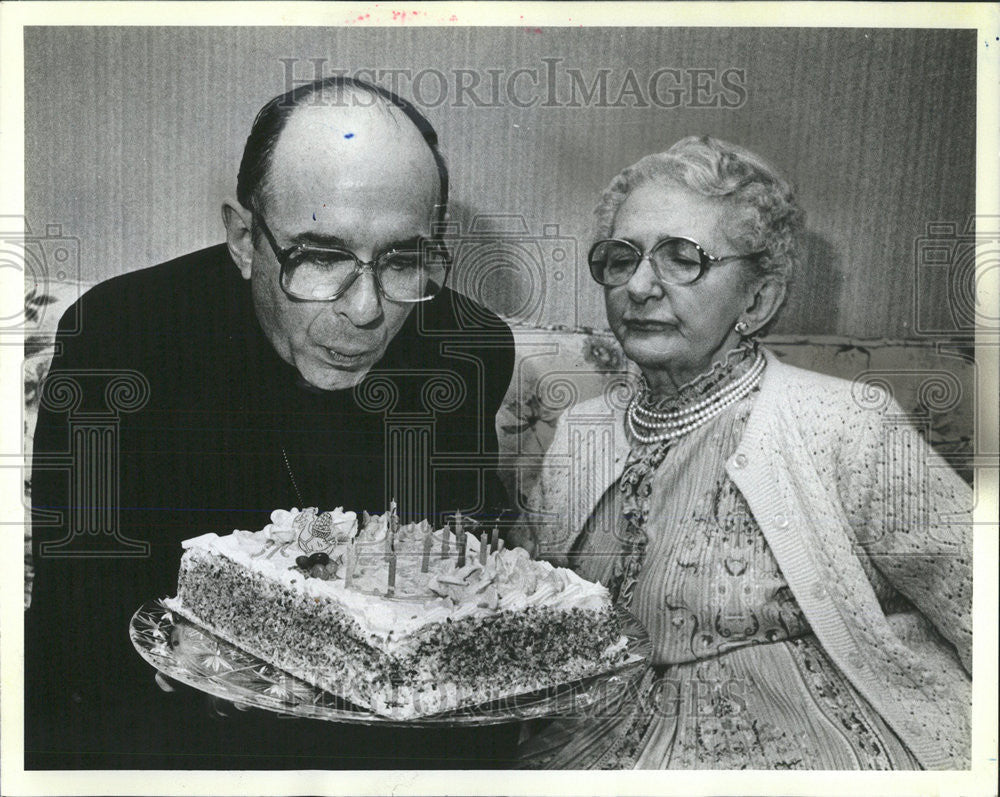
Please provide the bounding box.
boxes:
[130,599,649,727]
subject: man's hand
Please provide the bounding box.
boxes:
[504,523,540,559]
[153,670,248,717]
[153,671,177,693]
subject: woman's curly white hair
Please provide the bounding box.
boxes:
[593,135,805,292]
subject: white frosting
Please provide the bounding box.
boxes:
[180,508,612,650]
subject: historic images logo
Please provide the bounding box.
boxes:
[280,58,748,110]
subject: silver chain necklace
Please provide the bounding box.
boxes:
[281,446,305,506]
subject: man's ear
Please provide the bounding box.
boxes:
[742,277,787,336]
[221,199,254,280]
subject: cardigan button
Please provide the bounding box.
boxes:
[733,453,748,469]
[811,583,827,600]
[774,514,789,528]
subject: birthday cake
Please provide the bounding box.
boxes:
[164,507,627,719]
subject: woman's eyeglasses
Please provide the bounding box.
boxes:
[253,211,450,303]
[588,237,766,287]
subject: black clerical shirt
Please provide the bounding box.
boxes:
[25,244,517,769]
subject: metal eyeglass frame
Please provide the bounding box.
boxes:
[588,236,766,287]
[252,209,451,303]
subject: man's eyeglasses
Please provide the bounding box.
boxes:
[588,237,766,287]
[252,211,450,302]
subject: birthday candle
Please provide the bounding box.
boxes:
[421,531,432,573]
[345,540,355,589]
[387,550,397,596]
[490,526,499,554]
[479,531,488,565]
[455,510,466,568]
[496,539,505,554]
[385,501,398,561]
[440,523,450,559]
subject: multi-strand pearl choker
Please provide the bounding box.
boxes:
[626,350,766,444]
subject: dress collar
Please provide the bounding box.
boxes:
[636,340,758,414]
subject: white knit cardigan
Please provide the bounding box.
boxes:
[519,349,972,770]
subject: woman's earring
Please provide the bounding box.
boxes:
[734,320,750,335]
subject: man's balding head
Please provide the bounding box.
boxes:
[264,98,442,234]
[237,77,447,224]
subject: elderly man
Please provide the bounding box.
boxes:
[26,77,516,768]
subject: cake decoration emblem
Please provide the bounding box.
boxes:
[293,507,358,555]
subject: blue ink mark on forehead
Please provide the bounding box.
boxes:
[312,213,316,221]
[344,132,355,139]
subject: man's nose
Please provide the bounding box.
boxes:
[335,268,383,326]
[626,255,665,302]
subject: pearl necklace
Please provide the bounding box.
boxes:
[626,351,765,444]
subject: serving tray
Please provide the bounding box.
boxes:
[130,598,649,727]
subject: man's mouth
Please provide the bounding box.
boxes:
[320,346,377,367]
[623,319,677,332]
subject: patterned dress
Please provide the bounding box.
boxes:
[518,347,921,769]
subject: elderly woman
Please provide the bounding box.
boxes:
[515,136,971,770]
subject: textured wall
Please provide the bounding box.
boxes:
[25,26,975,338]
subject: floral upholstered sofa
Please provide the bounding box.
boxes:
[23,284,976,607]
